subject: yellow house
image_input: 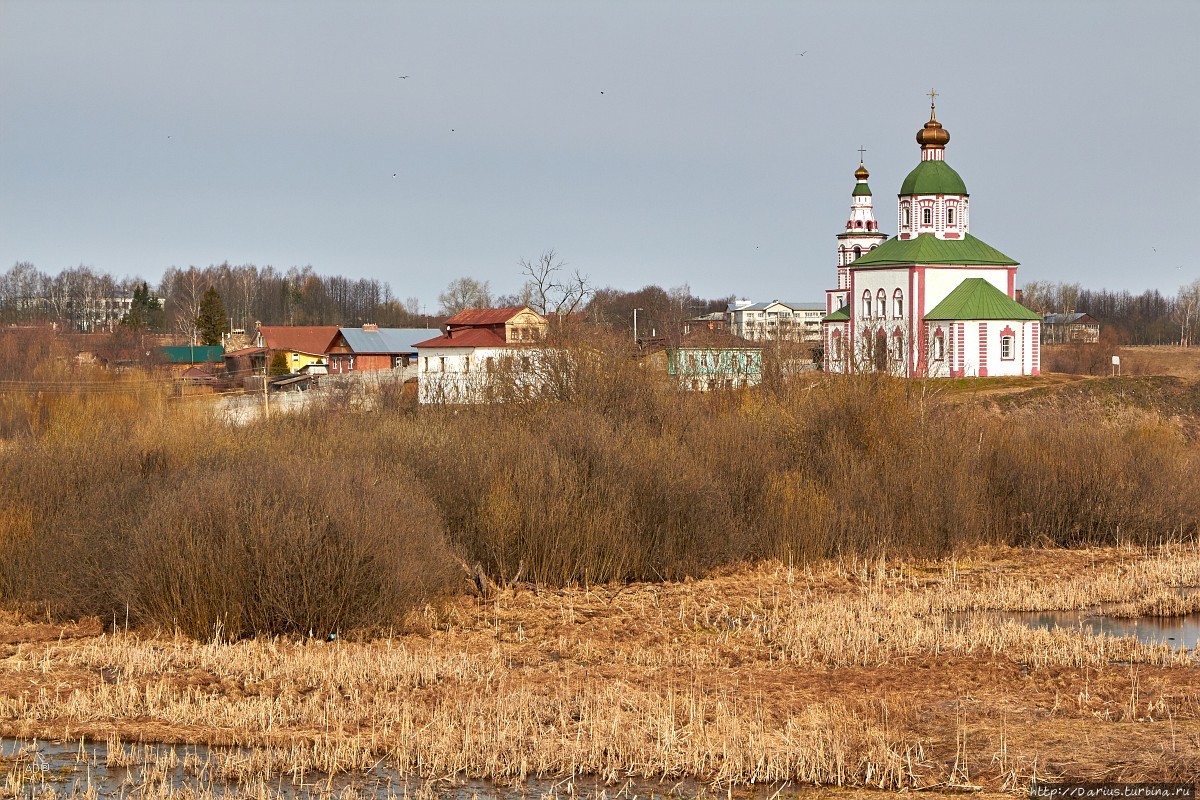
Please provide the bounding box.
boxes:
[255,326,339,373]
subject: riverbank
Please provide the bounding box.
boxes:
[2,545,1199,794]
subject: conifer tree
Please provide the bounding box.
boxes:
[196,286,227,346]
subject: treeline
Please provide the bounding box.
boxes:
[1022,279,1200,345]
[1,333,1197,637]
[586,284,731,341]
[0,261,430,334]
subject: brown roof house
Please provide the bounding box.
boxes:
[255,326,339,375]
[414,307,549,403]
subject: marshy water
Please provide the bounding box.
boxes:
[0,737,718,800]
[989,609,1200,649]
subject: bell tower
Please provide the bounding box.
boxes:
[836,151,888,290]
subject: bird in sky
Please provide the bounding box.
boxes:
[398,75,409,79]
[797,51,807,56]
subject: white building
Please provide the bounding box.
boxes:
[414,306,550,403]
[822,99,1040,378]
[728,300,826,342]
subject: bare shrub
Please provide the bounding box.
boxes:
[121,453,456,639]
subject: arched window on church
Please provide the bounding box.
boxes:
[831,329,843,361]
[903,206,910,227]
[892,329,904,361]
[862,290,872,318]
[893,289,904,318]
[852,245,861,260]
[876,289,886,319]
[922,207,932,225]
[932,329,945,361]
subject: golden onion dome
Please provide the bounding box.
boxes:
[916,107,950,147]
[854,162,870,180]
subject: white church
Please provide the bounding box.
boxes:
[822,97,1041,378]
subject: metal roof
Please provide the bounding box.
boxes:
[1043,312,1096,325]
[898,160,968,196]
[338,327,439,353]
[852,233,1018,267]
[924,278,1041,321]
[160,345,224,364]
[414,328,508,348]
[444,306,531,325]
[728,301,825,312]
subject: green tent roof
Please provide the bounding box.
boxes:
[823,304,851,322]
[851,233,1018,267]
[851,183,872,197]
[899,160,968,196]
[924,278,1040,321]
[160,345,224,364]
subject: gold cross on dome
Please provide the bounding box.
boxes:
[927,88,939,106]
[858,145,866,162]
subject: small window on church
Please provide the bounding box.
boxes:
[947,207,955,225]
[893,290,904,318]
[1000,335,1015,360]
[853,245,861,260]
[863,291,872,318]
[922,208,932,225]
[903,206,910,226]
[877,289,886,319]
[932,330,945,361]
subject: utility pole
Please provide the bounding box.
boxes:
[633,307,644,343]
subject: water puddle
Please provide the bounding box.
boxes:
[0,737,727,799]
[963,610,1200,649]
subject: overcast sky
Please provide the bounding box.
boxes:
[2,0,1198,308]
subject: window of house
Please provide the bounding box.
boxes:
[423,356,429,371]
[486,356,495,373]
[876,289,886,318]
[863,290,872,318]
[438,356,446,372]
[893,290,904,318]
[922,207,932,225]
[932,330,945,361]
[464,355,471,372]
[1000,335,1015,360]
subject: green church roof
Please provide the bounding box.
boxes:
[851,183,872,197]
[823,304,851,322]
[851,233,1018,267]
[924,278,1040,321]
[899,160,968,196]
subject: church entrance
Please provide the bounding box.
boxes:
[873,329,888,372]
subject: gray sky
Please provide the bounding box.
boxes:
[2,0,1198,308]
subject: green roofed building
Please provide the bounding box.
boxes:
[160,345,224,364]
[821,95,1041,378]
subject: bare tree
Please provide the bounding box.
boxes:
[438,277,493,316]
[1176,278,1200,347]
[518,249,592,326]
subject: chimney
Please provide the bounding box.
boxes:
[363,323,379,332]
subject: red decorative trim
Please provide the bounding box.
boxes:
[978,322,989,376]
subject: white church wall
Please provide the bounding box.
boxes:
[921,268,1011,318]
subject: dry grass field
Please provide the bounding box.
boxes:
[3,545,1200,795]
